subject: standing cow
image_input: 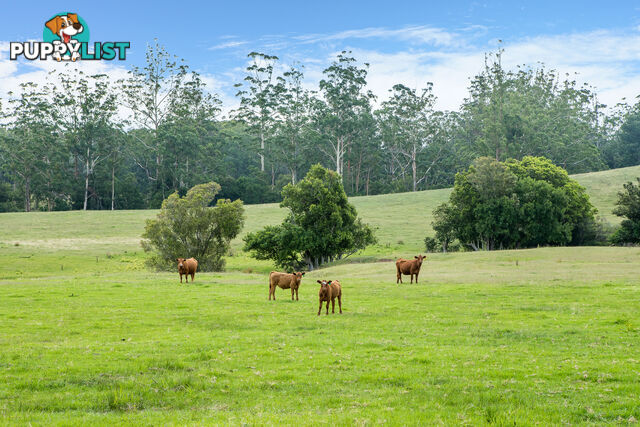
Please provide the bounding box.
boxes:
[317,279,342,315]
[396,255,426,284]
[269,271,305,300]
[177,258,198,283]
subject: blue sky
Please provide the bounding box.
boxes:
[2,1,640,112]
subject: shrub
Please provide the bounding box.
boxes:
[424,236,440,253]
[141,182,245,271]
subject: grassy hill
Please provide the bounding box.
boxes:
[1,166,639,424]
[0,164,637,257]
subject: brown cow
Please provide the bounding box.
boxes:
[177,258,198,283]
[269,271,305,301]
[317,279,342,315]
[396,255,426,284]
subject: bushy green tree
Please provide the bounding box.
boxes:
[432,156,596,250]
[611,178,640,244]
[607,105,640,168]
[141,182,244,271]
[459,49,605,173]
[244,165,376,270]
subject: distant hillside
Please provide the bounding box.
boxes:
[572,164,640,222]
[0,165,638,254]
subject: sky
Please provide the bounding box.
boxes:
[2,0,640,115]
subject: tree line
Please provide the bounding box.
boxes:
[1,44,639,212]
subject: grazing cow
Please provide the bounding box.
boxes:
[269,271,305,301]
[317,279,342,315]
[396,255,426,284]
[177,258,198,283]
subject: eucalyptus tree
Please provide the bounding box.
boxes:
[56,70,119,210]
[272,64,311,185]
[161,71,222,192]
[460,49,605,173]
[119,40,191,199]
[234,52,279,176]
[607,102,640,168]
[1,83,60,211]
[316,51,374,178]
[377,83,439,192]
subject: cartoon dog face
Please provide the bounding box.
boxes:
[45,13,83,43]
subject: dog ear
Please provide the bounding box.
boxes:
[45,16,62,36]
[67,13,79,24]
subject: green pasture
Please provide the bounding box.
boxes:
[0,165,639,424]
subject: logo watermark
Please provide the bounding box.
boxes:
[9,12,130,61]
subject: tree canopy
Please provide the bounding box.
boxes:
[244,165,376,270]
[0,45,637,213]
[141,182,245,271]
[432,156,597,251]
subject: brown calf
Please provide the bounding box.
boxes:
[177,258,198,283]
[317,279,342,315]
[269,271,305,300]
[396,255,426,284]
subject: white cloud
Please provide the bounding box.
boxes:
[293,25,463,48]
[2,26,640,118]
[0,50,130,99]
[308,29,640,111]
[208,40,248,50]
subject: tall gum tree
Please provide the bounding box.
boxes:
[316,51,374,179]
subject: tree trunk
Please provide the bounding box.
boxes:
[412,148,417,192]
[260,131,265,172]
[271,164,275,188]
[366,169,370,196]
[111,165,115,211]
[336,143,340,175]
[24,177,31,212]
[335,137,343,177]
[84,155,90,211]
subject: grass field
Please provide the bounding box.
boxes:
[0,166,639,424]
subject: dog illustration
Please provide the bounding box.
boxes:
[45,13,83,61]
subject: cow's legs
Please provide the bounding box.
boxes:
[295,288,299,301]
[326,300,330,315]
[415,272,419,284]
[331,298,335,314]
[410,273,414,284]
[191,272,195,282]
[338,294,342,314]
[318,300,323,315]
[180,273,183,283]
[185,274,189,283]
[291,288,295,300]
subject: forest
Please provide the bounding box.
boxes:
[1,43,639,212]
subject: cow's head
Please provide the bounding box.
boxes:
[414,254,426,267]
[317,279,332,296]
[176,258,186,270]
[292,271,305,286]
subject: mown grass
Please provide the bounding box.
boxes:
[0,165,639,424]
